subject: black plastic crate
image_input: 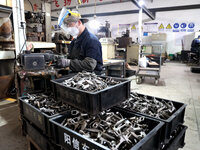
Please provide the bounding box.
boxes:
[23,118,59,150]
[164,125,187,150]
[50,107,164,150]
[19,96,68,137]
[117,93,187,145]
[51,75,130,115]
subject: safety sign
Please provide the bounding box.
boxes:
[166,24,172,29]
[187,22,195,32]
[180,23,187,28]
[173,23,179,32]
[180,23,187,32]
[159,23,164,29]
[188,23,195,28]
[173,23,179,28]
[131,25,136,30]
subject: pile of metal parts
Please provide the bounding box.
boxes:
[62,72,121,92]
[121,93,176,120]
[24,93,70,115]
[61,109,149,150]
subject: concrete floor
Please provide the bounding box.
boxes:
[0,62,199,150]
[0,101,27,150]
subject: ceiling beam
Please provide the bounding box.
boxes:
[130,0,155,20]
[79,4,200,19]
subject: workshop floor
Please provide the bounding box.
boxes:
[131,62,200,150]
[0,62,199,150]
[0,99,27,150]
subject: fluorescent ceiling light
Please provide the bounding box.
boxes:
[138,0,144,6]
[88,15,101,30]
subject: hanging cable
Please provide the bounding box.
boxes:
[76,0,82,11]
[27,0,34,12]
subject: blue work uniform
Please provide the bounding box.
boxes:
[191,37,200,53]
[68,28,103,74]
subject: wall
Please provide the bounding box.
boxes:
[0,0,12,7]
[24,0,42,12]
[50,0,200,54]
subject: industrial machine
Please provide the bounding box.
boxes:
[19,51,64,71]
[115,29,132,60]
[190,36,200,73]
[126,44,140,63]
[100,38,116,61]
[52,32,72,55]
[116,29,132,48]
[25,11,45,41]
[96,21,111,39]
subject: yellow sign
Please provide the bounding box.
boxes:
[131,25,136,30]
[159,24,164,29]
[166,24,172,29]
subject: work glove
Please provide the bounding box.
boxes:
[57,58,71,68]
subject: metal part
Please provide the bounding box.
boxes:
[121,93,176,120]
[25,93,70,115]
[62,71,121,92]
[61,109,149,150]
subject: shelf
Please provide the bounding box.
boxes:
[0,51,15,60]
[26,41,56,49]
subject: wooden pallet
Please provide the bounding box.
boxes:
[27,135,42,150]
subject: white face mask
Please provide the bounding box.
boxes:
[67,27,79,38]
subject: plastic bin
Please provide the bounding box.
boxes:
[50,107,164,150]
[51,75,130,115]
[19,96,68,137]
[117,93,186,145]
[23,118,59,150]
[164,125,187,150]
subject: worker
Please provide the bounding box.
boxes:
[57,8,103,75]
[191,35,200,53]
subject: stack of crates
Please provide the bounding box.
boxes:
[19,96,68,150]
[18,74,187,150]
[116,93,187,150]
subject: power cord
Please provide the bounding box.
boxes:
[27,0,34,12]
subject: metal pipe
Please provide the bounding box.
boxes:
[138,8,142,45]
[138,8,142,61]
[12,0,26,56]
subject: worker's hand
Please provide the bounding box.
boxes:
[56,58,71,68]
